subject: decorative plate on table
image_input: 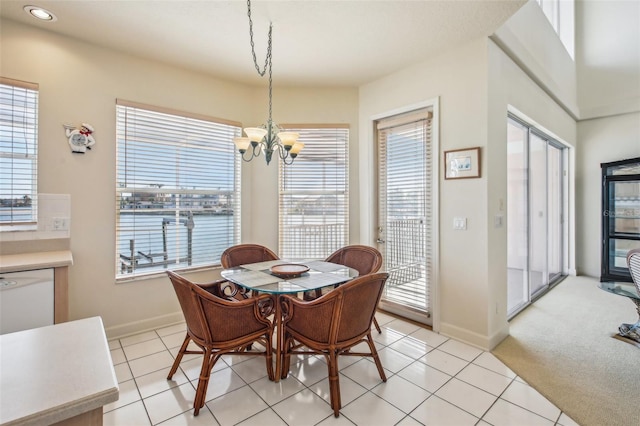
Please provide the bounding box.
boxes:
[270,264,309,278]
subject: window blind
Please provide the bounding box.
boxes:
[0,78,38,226]
[116,100,241,279]
[279,125,349,260]
[377,110,433,314]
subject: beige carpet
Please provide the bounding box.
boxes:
[492,275,640,426]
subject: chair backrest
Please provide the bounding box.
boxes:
[335,272,388,342]
[167,270,272,345]
[325,245,382,276]
[285,272,388,345]
[221,244,279,268]
[627,248,640,294]
[166,271,208,342]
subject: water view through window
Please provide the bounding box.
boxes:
[115,101,241,278]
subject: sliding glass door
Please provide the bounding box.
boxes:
[507,115,566,317]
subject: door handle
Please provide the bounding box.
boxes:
[376,238,385,244]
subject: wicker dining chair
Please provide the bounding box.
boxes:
[220,244,280,298]
[307,245,384,333]
[166,271,275,415]
[280,272,389,417]
[220,243,279,269]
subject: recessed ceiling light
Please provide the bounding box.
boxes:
[23,5,57,22]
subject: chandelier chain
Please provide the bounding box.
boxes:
[236,0,300,165]
[246,0,273,78]
[268,45,273,123]
[246,0,274,122]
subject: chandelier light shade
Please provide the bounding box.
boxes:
[234,0,302,165]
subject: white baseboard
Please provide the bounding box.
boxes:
[439,321,510,351]
[104,311,185,340]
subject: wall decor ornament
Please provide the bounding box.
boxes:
[444,147,481,179]
[64,123,96,154]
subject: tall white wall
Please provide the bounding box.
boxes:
[576,113,640,277]
[576,0,640,119]
[492,0,578,117]
[573,0,640,276]
[487,38,577,335]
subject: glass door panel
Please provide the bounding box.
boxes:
[611,181,640,236]
[529,134,547,296]
[507,115,566,318]
[376,110,432,323]
[601,158,640,282]
[547,144,563,282]
[507,119,528,315]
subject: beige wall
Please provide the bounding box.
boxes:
[0,19,358,337]
[576,113,640,277]
[359,39,494,348]
[359,36,578,350]
[4,12,632,348]
[487,39,577,341]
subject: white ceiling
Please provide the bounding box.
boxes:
[0,0,527,87]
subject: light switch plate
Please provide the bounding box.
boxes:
[53,217,69,231]
[453,217,467,230]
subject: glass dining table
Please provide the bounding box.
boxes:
[598,281,640,344]
[221,259,359,381]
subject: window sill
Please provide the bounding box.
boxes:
[115,264,222,284]
[1,224,38,232]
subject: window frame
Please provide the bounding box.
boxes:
[0,77,39,230]
[115,99,242,280]
[278,124,349,260]
[536,0,575,59]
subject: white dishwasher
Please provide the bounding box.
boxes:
[0,268,54,335]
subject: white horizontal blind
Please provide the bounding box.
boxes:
[377,110,432,314]
[116,100,241,279]
[0,78,38,226]
[279,125,349,260]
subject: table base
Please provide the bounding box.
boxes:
[617,299,640,344]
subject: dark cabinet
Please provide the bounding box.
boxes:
[601,157,640,282]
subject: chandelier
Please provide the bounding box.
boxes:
[233,0,303,165]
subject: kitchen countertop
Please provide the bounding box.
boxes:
[0,316,119,425]
[0,250,73,273]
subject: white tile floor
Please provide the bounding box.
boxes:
[104,312,580,426]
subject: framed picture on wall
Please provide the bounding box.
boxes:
[444,147,481,179]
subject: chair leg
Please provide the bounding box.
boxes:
[366,333,387,382]
[193,348,213,416]
[328,351,341,417]
[167,334,190,379]
[373,316,382,334]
